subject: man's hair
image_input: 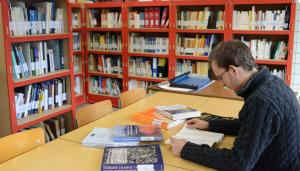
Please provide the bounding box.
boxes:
[208,40,256,71]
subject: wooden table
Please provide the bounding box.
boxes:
[0,92,244,171]
[148,81,242,101]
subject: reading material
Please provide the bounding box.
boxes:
[131,108,185,129]
[165,124,224,147]
[82,128,139,148]
[155,104,201,120]
[113,125,163,142]
[101,144,164,171]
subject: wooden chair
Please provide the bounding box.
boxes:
[76,100,113,127]
[119,88,146,108]
[0,128,45,164]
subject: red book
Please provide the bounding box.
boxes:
[144,8,150,28]
[149,7,155,28]
[160,7,168,28]
[97,55,103,72]
[154,7,160,28]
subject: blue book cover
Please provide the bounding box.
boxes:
[170,72,213,91]
[113,125,163,142]
[101,144,164,171]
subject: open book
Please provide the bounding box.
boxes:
[165,124,224,147]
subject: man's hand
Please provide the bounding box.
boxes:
[170,137,188,156]
[186,118,209,130]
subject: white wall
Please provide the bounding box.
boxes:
[292,2,300,91]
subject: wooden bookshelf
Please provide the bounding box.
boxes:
[0,0,75,137]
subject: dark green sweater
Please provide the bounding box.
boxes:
[181,67,300,171]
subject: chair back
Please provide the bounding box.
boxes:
[119,88,146,108]
[0,128,45,164]
[76,100,113,127]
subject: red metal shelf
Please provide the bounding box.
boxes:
[75,95,86,107]
[128,52,169,58]
[88,72,123,78]
[232,30,290,35]
[175,55,209,61]
[173,0,226,6]
[74,50,83,55]
[128,75,168,82]
[72,28,82,32]
[69,3,82,8]
[10,33,71,43]
[231,0,292,4]
[176,29,225,34]
[85,2,122,8]
[17,105,72,130]
[126,1,171,7]
[87,27,122,32]
[75,72,84,77]
[14,70,71,88]
[87,50,122,55]
[128,28,169,33]
[255,59,288,65]
[87,94,120,107]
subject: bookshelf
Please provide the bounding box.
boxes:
[78,0,296,107]
[69,2,86,106]
[228,0,296,84]
[0,0,75,137]
[85,1,124,107]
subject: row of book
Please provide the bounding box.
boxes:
[89,32,122,51]
[88,9,122,28]
[73,32,81,51]
[15,78,67,119]
[75,76,83,96]
[9,1,64,36]
[129,57,168,78]
[233,6,290,30]
[72,9,81,28]
[23,116,66,142]
[128,79,154,91]
[177,7,224,30]
[271,68,285,80]
[129,7,169,28]
[89,54,123,74]
[176,60,209,77]
[74,55,82,74]
[89,76,121,97]
[129,33,169,54]
[176,34,217,56]
[12,40,65,80]
[240,37,287,60]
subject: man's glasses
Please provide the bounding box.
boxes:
[215,70,227,80]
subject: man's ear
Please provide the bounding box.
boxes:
[229,65,239,75]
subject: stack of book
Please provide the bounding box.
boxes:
[155,104,201,120]
[82,125,163,148]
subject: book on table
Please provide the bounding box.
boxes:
[155,104,201,120]
[169,71,214,90]
[113,125,163,142]
[165,124,224,147]
[131,108,185,129]
[82,128,139,148]
[191,112,236,122]
[101,144,164,171]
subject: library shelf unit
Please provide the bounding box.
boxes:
[228,0,296,84]
[0,0,75,137]
[69,1,86,106]
[125,0,172,93]
[65,0,295,108]
[84,1,124,107]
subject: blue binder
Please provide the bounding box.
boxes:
[170,72,213,90]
